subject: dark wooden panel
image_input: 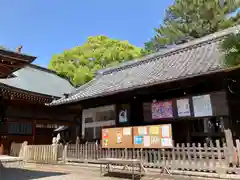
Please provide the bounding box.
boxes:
[211,91,229,116]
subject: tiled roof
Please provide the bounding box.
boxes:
[0,64,75,97]
[48,25,240,106]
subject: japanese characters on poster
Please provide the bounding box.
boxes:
[177,98,191,117]
[192,94,212,117]
[151,101,173,119]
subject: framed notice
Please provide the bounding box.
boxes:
[133,124,173,149]
[151,101,173,119]
[193,94,212,117]
[101,127,133,148]
[177,98,191,117]
[119,109,128,123]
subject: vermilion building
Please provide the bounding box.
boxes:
[0,47,79,154]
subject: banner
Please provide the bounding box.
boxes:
[151,101,173,119]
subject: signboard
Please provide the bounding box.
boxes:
[102,125,173,149]
[151,101,173,119]
[133,124,173,149]
[177,98,191,117]
[101,127,133,148]
[193,94,212,117]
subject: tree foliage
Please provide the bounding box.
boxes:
[49,36,143,86]
[146,0,240,52]
[0,45,6,50]
[221,31,240,67]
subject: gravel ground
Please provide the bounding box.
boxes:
[0,163,223,180]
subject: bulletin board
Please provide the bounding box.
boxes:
[101,127,133,148]
[132,124,173,149]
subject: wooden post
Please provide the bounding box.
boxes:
[63,144,68,163]
[224,129,235,165]
[32,120,36,144]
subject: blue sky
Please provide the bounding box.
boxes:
[0,0,173,67]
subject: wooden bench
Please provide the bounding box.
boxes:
[98,158,146,179]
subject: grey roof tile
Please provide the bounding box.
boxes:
[49,25,240,106]
[0,64,75,97]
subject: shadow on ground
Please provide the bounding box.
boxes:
[104,172,144,180]
[0,167,67,180]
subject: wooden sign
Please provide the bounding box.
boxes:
[101,127,133,148]
[133,124,173,149]
[101,124,173,149]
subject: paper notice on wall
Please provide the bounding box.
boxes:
[150,136,160,145]
[102,129,109,139]
[192,94,212,117]
[149,126,159,135]
[138,127,147,135]
[123,127,131,136]
[134,136,143,144]
[161,138,173,147]
[177,98,191,117]
[116,131,122,144]
[103,139,108,147]
[143,136,150,147]
[161,125,170,137]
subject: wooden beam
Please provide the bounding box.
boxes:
[0,53,30,62]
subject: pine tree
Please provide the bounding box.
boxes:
[146,0,240,53]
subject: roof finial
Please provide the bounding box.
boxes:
[16,45,23,53]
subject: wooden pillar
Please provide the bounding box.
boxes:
[32,120,36,144]
[75,115,81,143]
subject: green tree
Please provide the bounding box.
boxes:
[146,0,240,52]
[49,36,143,86]
[0,45,7,50]
[221,31,240,67]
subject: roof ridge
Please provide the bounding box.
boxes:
[99,25,240,75]
[29,64,58,74]
[0,47,36,59]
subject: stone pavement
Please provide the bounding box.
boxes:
[0,163,223,180]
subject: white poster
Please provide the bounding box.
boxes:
[177,99,190,117]
[161,138,173,147]
[193,94,212,117]
[161,125,170,137]
[123,127,131,136]
[138,127,147,135]
[143,136,150,147]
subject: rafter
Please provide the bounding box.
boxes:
[0,52,30,62]
[1,88,53,104]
